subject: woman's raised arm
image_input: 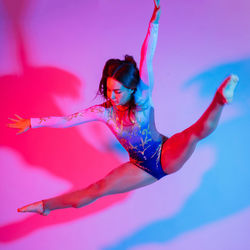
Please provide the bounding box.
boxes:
[139,0,161,92]
[7,105,106,134]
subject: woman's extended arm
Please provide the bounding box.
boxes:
[139,0,161,92]
[7,105,106,134]
[30,105,106,128]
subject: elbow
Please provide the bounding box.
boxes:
[72,203,79,209]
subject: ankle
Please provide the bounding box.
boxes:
[215,91,227,105]
[42,199,51,215]
[214,90,228,106]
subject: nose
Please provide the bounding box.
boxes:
[110,91,115,100]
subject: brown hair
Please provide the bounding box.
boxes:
[97,55,140,113]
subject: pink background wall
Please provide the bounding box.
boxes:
[1,0,249,249]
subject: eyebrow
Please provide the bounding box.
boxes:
[107,88,121,91]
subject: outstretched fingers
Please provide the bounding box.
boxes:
[7,115,23,128]
[151,0,161,23]
[154,0,160,8]
[7,114,30,135]
[14,114,23,120]
[8,117,19,122]
[16,126,30,135]
[16,129,25,135]
[7,122,19,128]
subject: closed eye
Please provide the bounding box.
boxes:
[107,88,122,94]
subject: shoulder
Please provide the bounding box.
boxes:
[84,104,106,113]
[99,101,112,109]
[79,102,109,122]
[134,79,154,108]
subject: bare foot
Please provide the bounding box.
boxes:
[217,74,239,104]
[17,200,50,216]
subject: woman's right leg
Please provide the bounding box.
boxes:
[161,74,239,174]
[42,162,157,212]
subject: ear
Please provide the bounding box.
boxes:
[130,89,135,95]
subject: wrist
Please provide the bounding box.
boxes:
[150,6,161,23]
[42,199,51,216]
[28,119,31,128]
[42,200,45,212]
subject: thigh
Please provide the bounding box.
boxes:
[98,162,158,196]
[161,129,198,174]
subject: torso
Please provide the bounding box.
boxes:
[103,101,165,166]
[106,101,159,136]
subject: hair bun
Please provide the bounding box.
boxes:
[124,55,137,67]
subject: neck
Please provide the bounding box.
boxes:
[113,104,130,112]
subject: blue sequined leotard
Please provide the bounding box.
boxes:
[106,104,168,180]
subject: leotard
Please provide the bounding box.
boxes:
[105,103,168,180]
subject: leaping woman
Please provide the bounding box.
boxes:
[8,0,239,216]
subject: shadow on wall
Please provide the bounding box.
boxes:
[103,58,250,249]
[0,0,129,242]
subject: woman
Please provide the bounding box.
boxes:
[8,0,239,216]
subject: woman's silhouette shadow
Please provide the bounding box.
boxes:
[0,0,129,242]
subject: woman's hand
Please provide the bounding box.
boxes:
[18,200,50,216]
[7,114,31,135]
[154,0,160,8]
[150,0,161,23]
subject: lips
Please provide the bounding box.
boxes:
[111,99,118,105]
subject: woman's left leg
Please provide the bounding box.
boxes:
[161,75,239,174]
[18,162,157,216]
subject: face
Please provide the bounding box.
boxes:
[106,77,133,108]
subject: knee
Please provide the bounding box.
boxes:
[188,121,217,140]
[181,127,201,143]
[73,181,107,208]
[92,180,107,197]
